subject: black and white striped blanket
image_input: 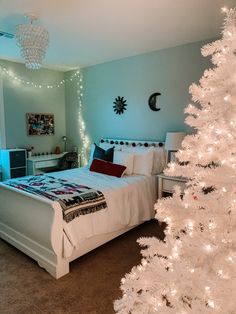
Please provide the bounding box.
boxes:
[5,175,107,223]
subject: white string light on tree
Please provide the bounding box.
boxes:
[115,7,236,314]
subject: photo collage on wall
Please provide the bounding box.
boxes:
[26,113,54,136]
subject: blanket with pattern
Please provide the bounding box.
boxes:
[5,175,107,223]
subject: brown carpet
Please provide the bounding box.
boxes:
[0,220,165,314]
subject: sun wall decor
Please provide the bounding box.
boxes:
[113,96,127,114]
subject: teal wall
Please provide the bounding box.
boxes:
[0,60,66,154]
[65,39,211,150]
[0,39,212,159]
[65,71,81,151]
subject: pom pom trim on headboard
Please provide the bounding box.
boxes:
[100,138,164,147]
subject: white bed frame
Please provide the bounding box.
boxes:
[0,138,164,279]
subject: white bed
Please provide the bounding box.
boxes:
[0,138,165,278]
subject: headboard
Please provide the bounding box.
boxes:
[95,138,166,175]
[100,138,164,148]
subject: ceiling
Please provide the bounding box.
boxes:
[0,0,236,71]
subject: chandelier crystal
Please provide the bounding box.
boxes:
[15,14,49,70]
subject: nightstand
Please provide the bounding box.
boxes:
[157,173,187,198]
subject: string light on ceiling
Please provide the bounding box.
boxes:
[15,13,49,70]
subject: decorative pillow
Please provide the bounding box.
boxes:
[99,142,122,151]
[122,147,154,176]
[87,143,118,167]
[113,150,134,175]
[122,146,165,175]
[121,146,152,155]
[93,143,114,162]
[87,144,95,167]
[89,158,126,178]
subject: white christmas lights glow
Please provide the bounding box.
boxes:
[0,65,80,88]
[0,66,90,162]
[76,74,90,165]
[221,7,228,13]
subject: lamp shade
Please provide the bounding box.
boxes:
[165,132,186,151]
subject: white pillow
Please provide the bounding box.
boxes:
[87,144,95,167]
[133,148,154,176]
[152,147,166,174]
[113,150,134,175]
[122,146,165,175]
[121,147,154,176]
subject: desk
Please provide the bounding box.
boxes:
[27,153,66,175]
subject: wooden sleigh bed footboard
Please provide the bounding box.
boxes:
[0,185,135,279]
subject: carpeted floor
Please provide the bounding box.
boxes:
[0,219,165,314]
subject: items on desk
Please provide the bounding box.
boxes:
[54,146,61,154]
[33,152,53,156]
[26,146,34,158]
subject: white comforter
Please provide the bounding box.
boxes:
[50,167,157,257]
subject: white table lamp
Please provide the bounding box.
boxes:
[165,132,186,162]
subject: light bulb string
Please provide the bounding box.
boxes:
[0,65,81,88]
[77,73,90,164]
[0,64,90,163]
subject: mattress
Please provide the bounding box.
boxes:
[1,167,157,258]
[48,167,157,257]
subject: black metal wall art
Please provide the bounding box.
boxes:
[148,92,161,111]
[113,96,127,114]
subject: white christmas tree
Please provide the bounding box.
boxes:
[114,8,236,314]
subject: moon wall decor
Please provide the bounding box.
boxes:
[148,92,161,111]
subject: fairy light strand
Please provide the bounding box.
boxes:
[0,65,80,88]
[0,65,90,163]
[76,73,90,165]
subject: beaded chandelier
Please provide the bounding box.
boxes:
[15,14,49,70]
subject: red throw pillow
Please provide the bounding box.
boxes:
[90,158,126,178]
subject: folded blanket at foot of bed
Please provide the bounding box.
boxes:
[4,175,107,223]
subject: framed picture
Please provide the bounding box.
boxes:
[26,113,54,136]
